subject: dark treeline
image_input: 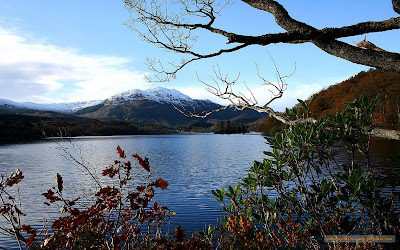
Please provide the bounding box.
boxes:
[215,120,247,134]
[0,114,44,143]
[0,114,173,143]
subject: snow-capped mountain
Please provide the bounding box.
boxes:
[1,87,267,127]
[0,99,20,108]
[103,87,209,105]
[0,98,102,113]
[76,86,267,126]
[0,87,210,114]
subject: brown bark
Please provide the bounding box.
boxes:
[394,0,400,14]
[241,0,400,72]
[228,18,400,46]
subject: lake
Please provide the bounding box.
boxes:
[0,133,399,248]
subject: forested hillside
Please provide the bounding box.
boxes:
[257,69,400,135]
[308,69,399,130]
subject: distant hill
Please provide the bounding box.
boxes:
[308,69,399,130]
[76,87,267,126]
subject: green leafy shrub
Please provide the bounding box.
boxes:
[212,96,400,249]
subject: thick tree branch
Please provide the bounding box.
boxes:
[312,39,400,72]
[394,0,400,14]
[227,18,400,45]
[241,0,314,32]
[242,0,400,72]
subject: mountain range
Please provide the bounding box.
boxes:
[0,98,102,113]
[0,87,267,127]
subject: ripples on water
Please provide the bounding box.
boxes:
[0,134,399,248]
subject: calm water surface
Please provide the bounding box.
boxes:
[0,134,399,248]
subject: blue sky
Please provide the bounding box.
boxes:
[0,0,398,111]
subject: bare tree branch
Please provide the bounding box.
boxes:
[172,62,309,126]
[144,43,249,82]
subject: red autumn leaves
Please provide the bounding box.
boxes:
[5,169,24,187]
[117,145,125,158]
[116,145,152,173]
[102,146,169,192]
[22,224,36,247]
[132,154,150,172]
[102,166,120,178]
[43,189,61,204]
[115,145,169,190]
[155,178,168,190]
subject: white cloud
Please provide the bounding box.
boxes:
[0,26,149,103]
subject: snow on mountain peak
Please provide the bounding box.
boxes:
[104,87,195,105]
[0,99,102,113]
[0,87,213,113]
